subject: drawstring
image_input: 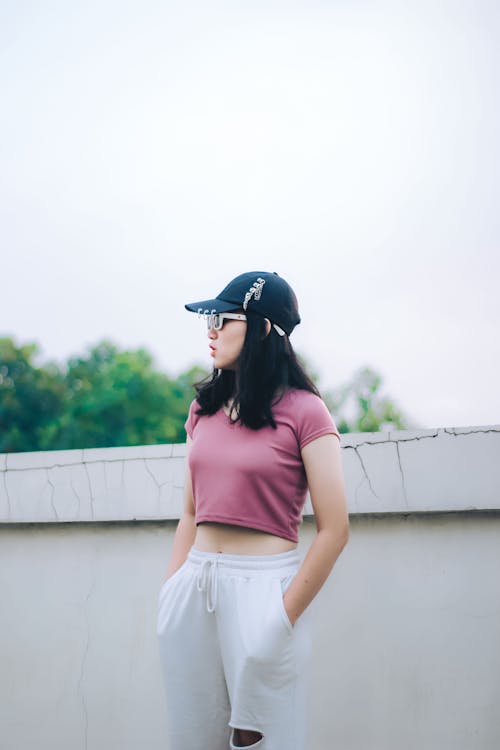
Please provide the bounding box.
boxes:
[191,548,300,614]
[196,556,220,612]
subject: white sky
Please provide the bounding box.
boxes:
[1,0,499,431]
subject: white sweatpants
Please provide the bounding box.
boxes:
[157,545,313,750]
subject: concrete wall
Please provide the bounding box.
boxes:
[1,424,500,749]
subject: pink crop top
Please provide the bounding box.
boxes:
[184,388,341,543]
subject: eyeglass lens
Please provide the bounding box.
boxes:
[206,314,223,330]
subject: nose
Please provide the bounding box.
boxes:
[207,325,217,339]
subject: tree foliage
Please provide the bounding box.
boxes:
[0,336,413,453]
[0,338,65,452]
[0,337,207,452]
[321,365,416,433]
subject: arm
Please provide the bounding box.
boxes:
[162,435,197,581]
[282,433,349,626]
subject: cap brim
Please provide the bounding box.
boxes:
[184,298,241,314]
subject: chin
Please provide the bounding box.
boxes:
[215,360,236,371]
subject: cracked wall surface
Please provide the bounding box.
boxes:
[0,443,187,523]
[1,426,499,524]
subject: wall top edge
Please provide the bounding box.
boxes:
[1,442,188,470]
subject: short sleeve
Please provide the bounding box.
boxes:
[184,398,201,439]
[294,392,341,449]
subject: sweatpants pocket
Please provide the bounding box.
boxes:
[158,560,189,604]
[276,571,297,634]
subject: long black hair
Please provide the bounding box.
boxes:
[193,309,320,429]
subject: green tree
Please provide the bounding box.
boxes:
[0,337,65,452]
[53,340,208,449]
[0,336,210,452]
[322,365,416,433]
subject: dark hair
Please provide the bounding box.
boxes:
[193,310,320,429]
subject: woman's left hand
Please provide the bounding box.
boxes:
[283,595,296,627]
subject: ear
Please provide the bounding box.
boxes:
[263,318,272,338]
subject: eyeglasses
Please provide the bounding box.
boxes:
[196,308,286,336]
[197,310,247,330]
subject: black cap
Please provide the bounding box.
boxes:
[185,271,301,336]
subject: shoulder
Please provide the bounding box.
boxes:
[277,388,328,412]
[276,388,340,448]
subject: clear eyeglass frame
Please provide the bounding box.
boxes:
[196,308,286,336]
[197,309,247,331]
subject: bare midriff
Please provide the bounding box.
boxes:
[194,521,297,555]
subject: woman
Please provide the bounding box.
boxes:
[157,271,349,750]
